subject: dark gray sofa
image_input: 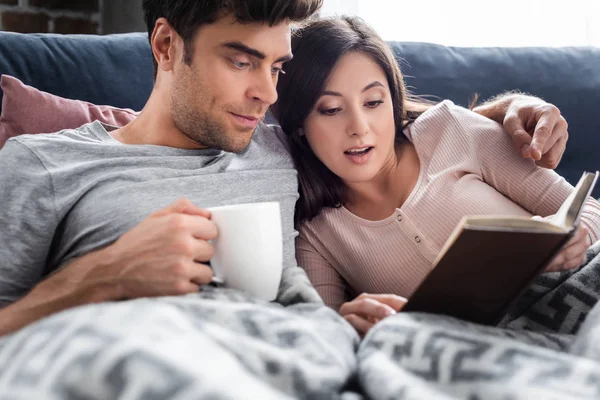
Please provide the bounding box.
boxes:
[0,31,598,196]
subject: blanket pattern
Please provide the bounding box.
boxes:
[1,244,600,399]
[358,242,600,400]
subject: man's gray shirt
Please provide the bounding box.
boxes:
[0,121,321,307]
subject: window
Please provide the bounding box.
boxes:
[319,0,600,47]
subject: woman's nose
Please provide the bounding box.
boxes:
[346,111,369,137]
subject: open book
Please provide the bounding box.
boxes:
[403,171,599,325]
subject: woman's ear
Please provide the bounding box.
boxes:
[297,128,306,137]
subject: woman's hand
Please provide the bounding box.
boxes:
[339,293,407,336]
[546,226,591,272]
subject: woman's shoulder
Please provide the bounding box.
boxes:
[300,206,343,230]
[404,100,504,143]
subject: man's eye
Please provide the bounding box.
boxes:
[271,67,286,76]
[231,60,250,69]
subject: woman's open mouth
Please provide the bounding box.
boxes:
[344,147,373,156]
[344,146,374,164]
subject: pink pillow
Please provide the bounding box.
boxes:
[0,75,139,148]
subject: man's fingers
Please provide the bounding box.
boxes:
[189,262,214,286]
[536,136,566,169]
[188,239,215,262]
[535,116,567,169]
[503,115,533,158]
[153,198,211,218]
[530,114,557,160]
[344,314,374,336]
[166,214,218,240]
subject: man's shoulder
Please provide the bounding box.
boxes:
[241,122,294,168]
[253,123,290,149]
[6,122,109,152]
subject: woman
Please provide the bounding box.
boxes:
[272,17,600,336]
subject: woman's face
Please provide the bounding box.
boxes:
[303,51,397,184]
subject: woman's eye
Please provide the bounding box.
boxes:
[231,60,250,69]
[319,107,341,116]
[366,100,384,108]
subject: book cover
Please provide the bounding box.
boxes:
[403,171,599,325]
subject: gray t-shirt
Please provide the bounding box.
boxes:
[0,121,321,307]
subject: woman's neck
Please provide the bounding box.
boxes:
[344,142,420,221]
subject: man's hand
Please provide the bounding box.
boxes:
[0,198,217,336]
[474,94,569,169]
[88,198,217,299]
[502,98,568,169]
[339,293,407,337]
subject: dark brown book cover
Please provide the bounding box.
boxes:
[402,228,572,325]
[403,171,598,325]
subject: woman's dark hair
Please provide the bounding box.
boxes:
[272,16,432,225]
[142,0,323,76]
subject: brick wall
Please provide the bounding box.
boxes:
[0,0,102,34]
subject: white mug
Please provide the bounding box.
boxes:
[207,202,283,301]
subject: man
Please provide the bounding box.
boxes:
[0,0,569,336]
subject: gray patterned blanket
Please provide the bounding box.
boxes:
[359,241,600,400]
[1,243,600,399]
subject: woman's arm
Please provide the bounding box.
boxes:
[296,232,347,311]
[296,230,406,336]
[448,102,600,243]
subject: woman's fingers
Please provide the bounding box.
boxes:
[358,293,407,312]
[340,297,397,321]
[546,227,590,272]
[343,313,375,337]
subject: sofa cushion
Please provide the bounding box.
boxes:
[0,32,153,113]
[0,75,138,148]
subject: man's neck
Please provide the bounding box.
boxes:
[111,91,207,150]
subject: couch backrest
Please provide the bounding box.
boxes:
[389,42,600,197]
[0,32,598,196]
[0,32,153,111]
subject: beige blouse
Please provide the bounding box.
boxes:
[296,101,600,311]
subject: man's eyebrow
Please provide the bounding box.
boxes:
[319,81,385,98]
[222,41,293,63]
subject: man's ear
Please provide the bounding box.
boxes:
[150,17,180,72]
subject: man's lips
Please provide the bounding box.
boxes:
[229,112,264,129]
[230,113,262,122]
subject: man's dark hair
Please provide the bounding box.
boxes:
[142,0,323,76]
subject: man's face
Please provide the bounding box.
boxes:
[170,15,292,153]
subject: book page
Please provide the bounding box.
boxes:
[463,216,566,232]
[550,171,599,229]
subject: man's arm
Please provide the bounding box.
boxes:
[472,92,569,169]
[0,269,112,335]
[0,198,217,337]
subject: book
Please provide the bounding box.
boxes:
[403,171,599,325]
